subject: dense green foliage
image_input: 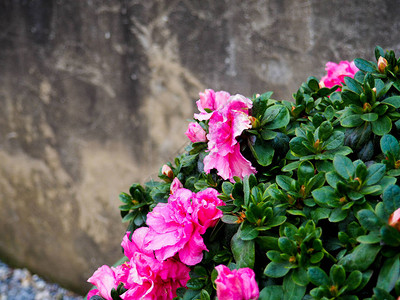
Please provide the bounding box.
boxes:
[119,46,400,299]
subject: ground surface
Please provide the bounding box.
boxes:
[0,260,84,300]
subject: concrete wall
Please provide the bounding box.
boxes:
[0,0,399,294]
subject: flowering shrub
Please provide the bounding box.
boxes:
[88,46,400,299]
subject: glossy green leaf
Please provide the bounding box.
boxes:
[377,255,400,292]
[308,267,330,286]
[231,232,255,269]
[333,155,354,180]
[382,96,400,108]
[372,116,392,136]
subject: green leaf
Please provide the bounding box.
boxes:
[261,129,278,140]
[329,207,348,222]
[372,288,396,300]
[263,105,290,129]
[256,236,280,251]
[221,214,239,224]
[290,137,312,156]
[276,175,296,191]
[341,114,364,127]
[252,138,275,166]
[364,163,386,186]
[186,278,205,290]
[311,207,331,221]
[372,116,392,136]
[344,76,363,93]
[360,113,378,122]
[199,290,210,300]
[377,255,400,292]
[357,209,381,231]
[333,155,354,180]
[346,270,363,291]
[240,223,259,241]
[259,286,284,300]
[382,184,400,218]
[231,232,255,269]
[381,134,400,158]
[308,267,330,286]
[283,275,306,300]
[312,186,338,207]
[298,161,315,185]
[339,243,381,271]
[264,261,291,278]
[323,131,345,150]
[330,264,346,286]
[292,268,309,286]
[382,96,400,108]
[282,161,301,172]
[278,237,295,254]
[354,58,377,73]
[356,232,381,244]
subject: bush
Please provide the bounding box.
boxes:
[87,46,400,300]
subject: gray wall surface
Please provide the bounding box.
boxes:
[0,0,399,294]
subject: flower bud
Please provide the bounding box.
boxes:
[248,116,260,129]
[170,177,183,194]
[161,164,173,180]
[389,208,400,231]
[378,56,388,73]
[319,80,325,89]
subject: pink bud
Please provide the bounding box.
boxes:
[170,177,183,194]
[185,122,207,143]
[161,165,173,179]
[389,208,400,231]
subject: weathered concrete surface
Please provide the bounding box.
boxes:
[0,0,399,294]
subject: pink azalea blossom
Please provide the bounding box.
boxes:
[204,143,256,183]
[192,188,226,234]
[320,60,358,90]
[215,265,259,300]
[185,122,207,143]
[88,227,190,300]
[207,96,252,156]
[170,177,183,194]
[144,187,223,265]
[203,93,256,181]
[144,188,206,265]
[87,265,118,300]
[194,89,231,121]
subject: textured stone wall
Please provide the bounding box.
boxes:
[0,0,399,294]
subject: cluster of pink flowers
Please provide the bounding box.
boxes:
[87,228,190,299]
[144,187,225,265]
[88,186,232,299]
[187,89,257,182]
[319,60,358,90]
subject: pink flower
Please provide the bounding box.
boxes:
[389,208,400,231]
[194,89,231,121]
[204,144,256,183]
[144,188,224,265]
[87,289,100,300]
[203,94,256,181]
[215,265,259,300]
[170,177,183,194]
[87,265,118,300]
[320,60,358,90]
[144,188,207,265]
[88,228,190,300]
[192,188,225,233]
[185,122,207,143]
[207,96,252,156]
